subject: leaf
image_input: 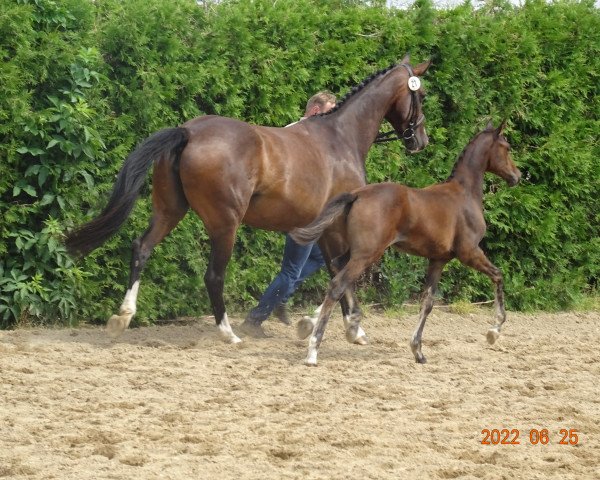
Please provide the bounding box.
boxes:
[23,185,37,197]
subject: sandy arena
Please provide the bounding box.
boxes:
[1,309,599,479]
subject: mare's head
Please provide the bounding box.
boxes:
[386,53,431,153]
[483,120,521,186]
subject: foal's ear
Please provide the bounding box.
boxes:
[413,59,432,76]
[400,52,410,64]
[486,119,494,131]
[495,119,508,137]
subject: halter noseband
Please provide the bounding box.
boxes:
[374,64,424,146]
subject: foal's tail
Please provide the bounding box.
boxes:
[65,127,189,257]
[290,192,358,245]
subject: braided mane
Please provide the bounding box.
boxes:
[315,64,398,118]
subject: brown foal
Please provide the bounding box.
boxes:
[290,121,521,365]
[64,54,430,342]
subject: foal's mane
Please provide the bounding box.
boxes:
[313,64,397,118]
[444,127,494,182]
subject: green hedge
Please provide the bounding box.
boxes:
[1,0,598,327]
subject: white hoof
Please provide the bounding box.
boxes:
[218,328,242,344]
[218,314,242,344]
[354,335,368,346]
[304,350,318,367]
[297,317,316,340]
[106,314,130,338]
[486,327,500,345]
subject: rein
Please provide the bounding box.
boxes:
[374,63,423,146]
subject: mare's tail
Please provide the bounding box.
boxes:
[290,192,358,245]
[65,127,189,257]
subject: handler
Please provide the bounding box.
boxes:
[241,92,336,335]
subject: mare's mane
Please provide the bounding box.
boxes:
[308,64,397,119]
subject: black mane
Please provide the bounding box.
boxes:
[315,64,398,117]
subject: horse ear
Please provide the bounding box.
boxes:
[495,120,508,137]
[486,119,494,131]
[400,53,410,64]
[413,59,432,76]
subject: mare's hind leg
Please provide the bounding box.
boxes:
[204,228,241,343]
[107,162,188,338]
[459,248,506,345]
[305,257,373,366]
[107,211,187,338]
[410,260,446,363]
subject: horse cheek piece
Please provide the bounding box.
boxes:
[291,122,521,366]
[63,54,431,342]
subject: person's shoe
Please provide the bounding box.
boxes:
[239,318,269,338]
[273,304,291,326]
[239,310,270,338]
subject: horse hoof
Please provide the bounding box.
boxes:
[415,355,427,364]
[297,317,315,340]
[354,335,369,346]
[486,328,500,345]
[304,353,318,367]
[106,314,129,338]
[217,326,242,344]
[239,320,269,339]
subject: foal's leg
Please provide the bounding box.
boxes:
[342,289,368,345]
[318,238,369,345]
[305,258,371,366]
[410,260,446,363]
[333,251,368,344]
[296,253,367,345]
[460,248,506,345]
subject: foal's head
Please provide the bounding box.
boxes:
[484,121,521,186]
[386,54,431,154]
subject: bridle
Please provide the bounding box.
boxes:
[374,64,424,147]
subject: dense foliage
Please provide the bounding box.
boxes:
[1,0,598,327]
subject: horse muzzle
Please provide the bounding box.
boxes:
[506,170,521,187]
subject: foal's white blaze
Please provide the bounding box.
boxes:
[106,280,140,338]
[218,313,242,344]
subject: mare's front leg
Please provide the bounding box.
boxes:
[459,248,506,345]
[410,259,446,363]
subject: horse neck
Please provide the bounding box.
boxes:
[447,136,491,203]
[326,67,404,160]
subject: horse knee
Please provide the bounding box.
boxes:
[204,269,224,290]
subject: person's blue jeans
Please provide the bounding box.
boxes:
[247,234,325,323]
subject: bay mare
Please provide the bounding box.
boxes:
[64,55,431,343]
[290,122,521,366]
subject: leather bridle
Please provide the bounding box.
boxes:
[374,64,424,149]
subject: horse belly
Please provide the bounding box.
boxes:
[242,194,323,231]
